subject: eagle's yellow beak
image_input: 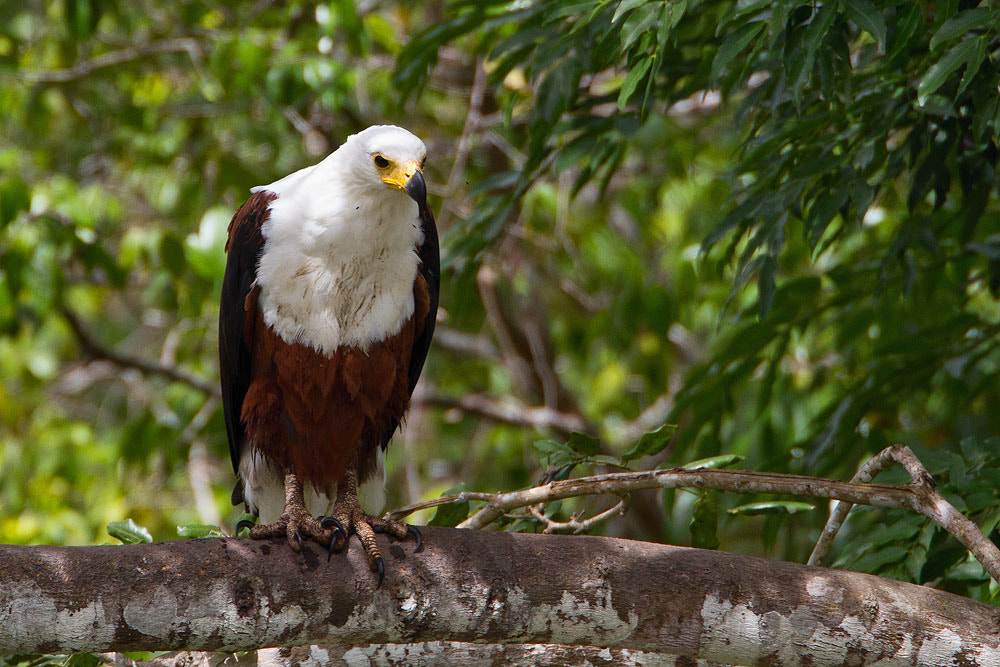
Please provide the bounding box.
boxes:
[382,160,426,204]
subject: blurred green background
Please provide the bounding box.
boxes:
[2,0,1000,603]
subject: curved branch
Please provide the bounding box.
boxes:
[424,392,590,435]
[384,456,1000,582]
[809,445,1000,581]
[62,307,219,396]
[21,38,205,83]
[2,530,999,664]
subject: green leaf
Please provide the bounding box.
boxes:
[621,422,678,462]
[612,0,648,24]
[108,519,153,544]
[710,21,765,84]
[680,454,745,470]
[843,0,886,50]
[886,3,920,63]
[929,8,997,51]
[66,654,101,667]
[567,431,603,456]
[177,524,226,538]
[727,501,814,515]
[620,3,660,50]
[690,491,720,549]
[791,4,836,104]
[0,177,30,228]
[904,522,935,581]
[956,36,986,99]
[534,438,578,468]
[618,55,653,109]
[758,254,776,319]
[918,38,981,105]
[429,483,470,527]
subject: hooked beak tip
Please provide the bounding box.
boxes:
[404,170,426,205]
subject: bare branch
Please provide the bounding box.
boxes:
[527,497,628,534]
[438,59,487,229]
[62,306,219,397]
[386,468,919,525]
[432,325,500,360]
[809,445,1000,583]
[21,38,205,83]
[423,392,590,436]
[384,458,1000,583]
[476,264,536,395]
[455,467,923,530]
[3,530,1000,665]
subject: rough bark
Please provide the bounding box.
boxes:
[1,529,998,665]
[113,644,711,667]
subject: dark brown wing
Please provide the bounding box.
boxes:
[381,200,440,451]
[219,191,275,499]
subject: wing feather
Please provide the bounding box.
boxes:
[381,200,440,451]
[219,191,275,494]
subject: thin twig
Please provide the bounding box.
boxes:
[808,445,1000,584]
[476,264,536,395]
[438,58,487,229]
[62,307,219,396]
[433,325,501,360]
[527,497,628,534]
[21,38,204,83]
[808,446,908,567]
[424,392,590,436]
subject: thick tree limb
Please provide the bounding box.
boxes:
[2,531,999,664]
[106,643,703,666]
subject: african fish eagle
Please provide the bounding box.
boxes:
[218,125,439,582]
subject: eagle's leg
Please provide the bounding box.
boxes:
[322,463,421,584]
[243,467,332,552]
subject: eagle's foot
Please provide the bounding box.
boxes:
[237,469,333,552]
[324,472,421,587]
[244,505,332,553]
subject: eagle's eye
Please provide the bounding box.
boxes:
[373,154,390,169]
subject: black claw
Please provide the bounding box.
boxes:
[235,519,256,537]
[321,517,347,560]
[374,556,385,588]
[322,516,346,542]
[408,525,423,553]
[321,516,345,535]
[293,530,304,551]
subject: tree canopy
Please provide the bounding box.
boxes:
[1,0,999,642]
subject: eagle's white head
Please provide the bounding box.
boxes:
[254,124,428,216]
[334,125,428,204]
[252,125,431,354]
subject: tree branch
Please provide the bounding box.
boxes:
[62,307,219,397]
[384,449,1000,583]
[808,444,1000,581]
[423,392,590,436]
[21,38,205,83]
[3,530,999,664]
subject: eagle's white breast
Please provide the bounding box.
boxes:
[250,143,425,355]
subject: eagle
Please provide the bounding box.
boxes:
[218,125,439,582]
